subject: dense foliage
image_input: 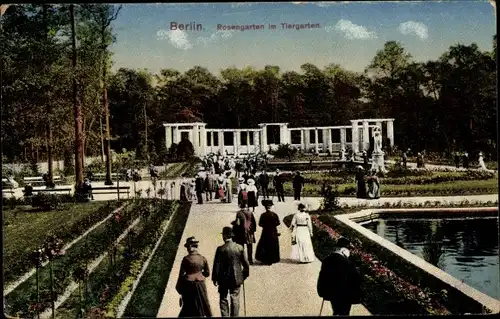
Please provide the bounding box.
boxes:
[2,4,497,169]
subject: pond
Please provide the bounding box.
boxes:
[362,216,499,299]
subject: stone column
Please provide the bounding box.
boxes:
[304,130,310,151]
[193,124,199,155]
[340,128,346,151]
[279,124,285,145]
[199,125,206,156]
[176,126,181,144]
[188,131,193,145]
[165,126,172,150]
[246,130,250,154]
[351,121,359,153]
[300,129,305,150]
[387,120,394,147]
[260,125,268,152]
[233,131,239,156]
[209,131,214,153]
[314,128,319,153]
[254,131,260,152]
[323,129,329,152]
[172,126,178,144]
[218,131,225,154]
[363,120,369,151]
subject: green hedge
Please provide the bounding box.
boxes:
[4,201,122,285]
[4,201,140,318]
[54,199,178,318]
[124,201,192,317]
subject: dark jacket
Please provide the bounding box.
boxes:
[195,177,204,193]
[259,173,269,188]
[212,239,250,288]
[273,174,284,189]
[292,175,304,189]
[232,210,257,245]
[317,252,362,303]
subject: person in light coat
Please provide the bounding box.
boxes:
[290,203,315,263]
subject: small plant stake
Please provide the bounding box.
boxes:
[43,235,65,319]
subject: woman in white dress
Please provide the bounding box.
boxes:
[290,203,316,263]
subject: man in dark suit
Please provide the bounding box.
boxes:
[292,171,305,200]
[212,226,250,317]
[273,169,285,202]
[258,169,270,199]
[317,237,362,315]
[195,173,204,204]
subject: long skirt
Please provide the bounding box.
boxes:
[367,181,380,199]
[180,185,187,201]
[179,281,212,317]
[290,226,316,263]
[247,191,258,208]
[255,229,280,265]
[356,180,367,199]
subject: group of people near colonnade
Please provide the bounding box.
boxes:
[355,165,381,200]
[175,196,362,317]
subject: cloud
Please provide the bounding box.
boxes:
[326,19,377,40]
[197,30,234,45]
[398,21,428,40]
[157,29,193,50]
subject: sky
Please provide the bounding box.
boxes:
[110,1,497,76]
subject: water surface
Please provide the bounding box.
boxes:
[363,217,499,299]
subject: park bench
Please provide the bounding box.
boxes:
[92,186,131,198]
[2,178,15,189]
[92,173,125,181]
[26,187,72,195]
[23,176,62,186]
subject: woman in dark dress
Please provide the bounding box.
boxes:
[255,200,281,265]
[176,237,213,317]
[355,166,367,199]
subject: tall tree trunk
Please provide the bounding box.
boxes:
[144,102,148,157]
[102,29,113,185]
[100,116,105,162]
[43,5,54,186]
[71,4,84,190]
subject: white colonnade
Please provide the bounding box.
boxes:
[163,118,395,157]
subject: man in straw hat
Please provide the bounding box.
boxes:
[212,226,250,317]
[317,237,362,315]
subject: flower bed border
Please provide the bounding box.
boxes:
[313,208,500,314]
[123,202,192,317]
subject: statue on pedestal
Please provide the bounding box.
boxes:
[370,127,387,173]
[478,152,488,170]
[340,148,346,161]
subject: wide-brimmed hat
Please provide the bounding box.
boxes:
[238,177,244,182]
[247,178,255,185]
[356,165,364,170]
[184,236,199,248]
[221,226,233,237]
[262,199,273,207]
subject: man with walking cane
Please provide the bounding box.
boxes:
[213,226,250,317]
[317,237,362,315]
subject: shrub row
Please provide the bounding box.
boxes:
[4,200,122,285]
[54,200,175,318]
[4,201,141,318]
[124,201,192,317]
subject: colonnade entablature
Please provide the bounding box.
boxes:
[163,118,395,157]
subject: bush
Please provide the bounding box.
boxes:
[269,144,298,160]
[320,183,340,212]
[31,193,75,210]
[176,140,194,159]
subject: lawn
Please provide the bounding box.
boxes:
[3,201,117,284]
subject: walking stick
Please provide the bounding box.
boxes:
[319,299,325,316]
[243,282,247,316]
